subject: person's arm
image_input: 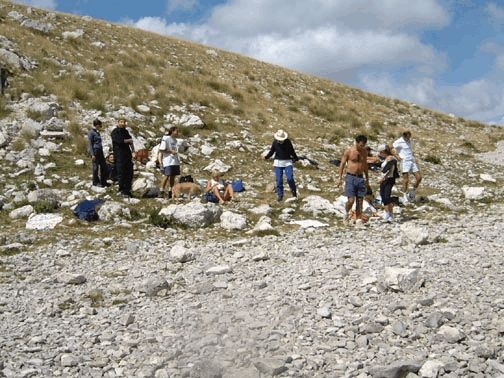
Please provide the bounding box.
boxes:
[88,130,96,160]
[264,141,276,160]
[288,140,299,162]
[364,151,370,187]
[337,149,349,187]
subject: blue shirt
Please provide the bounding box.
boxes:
[88,128,103,156]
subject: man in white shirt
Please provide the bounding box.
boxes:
[393,130,422,201]
[158,126,181,198]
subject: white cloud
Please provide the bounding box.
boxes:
[13,0,57,10]
[360,74,504,124]
[131,0,504,124]
[166,0,198,14]
[485,2,504,23]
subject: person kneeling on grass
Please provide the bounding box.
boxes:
[205,170,234,204]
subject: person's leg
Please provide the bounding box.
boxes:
[92,157,100,186]
[274,166,284,200]
[413,171,422,190]
[168,174,176,198]
[212,186,225,204]
[402,173,409,193]
[96,151,108,186]
[345,197,355,217]
[223,184,234,201]
[160,175,168,192]
[355,196,364,220]
[124,161,134,195]
[285,165,297,197]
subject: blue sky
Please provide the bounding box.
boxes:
[15,0,504,125]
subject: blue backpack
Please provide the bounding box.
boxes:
[231,179,245,192]
[73,199,104,221]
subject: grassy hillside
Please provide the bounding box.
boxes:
[0,0,503,237]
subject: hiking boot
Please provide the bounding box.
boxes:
[402,192,409,204]
[277,195,284,202]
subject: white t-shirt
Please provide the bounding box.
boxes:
[159,135,180,167]
[273,159,293,168]
[393,136,414,161]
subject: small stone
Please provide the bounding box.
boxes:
[121,313,135,326]
[206,265,232,275]
[56,273,87,285]
[438,325,465,343]
[317,306,332,319]
[419,360,444,378]
[60,353,78,367]
[253,358,288,376]
[392,320,408,337]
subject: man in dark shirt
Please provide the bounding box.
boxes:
[87,119,109,187]
[111,118,135,197]
[264,129,299,201]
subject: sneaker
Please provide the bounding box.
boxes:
[408,189,416,201]
[402,192,409,204]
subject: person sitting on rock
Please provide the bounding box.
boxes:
[205,170,234,204]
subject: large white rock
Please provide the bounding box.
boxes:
[400,223,430,245]
[132,177,148,192]
[383,267,422,292]
[302,195,342,216]
[220,211,247,230]
[9,204,34,219]
[462,186,485,200]
[97,202,131,221]
[247,216,276,235]
[159,201,222,228]
[290,220,328,228]
[26,213,63,230]
[169,243,195,263]
[480,174,496,183]
[62,29,84,40]
[204,159,231,173]
[249,204,272,216]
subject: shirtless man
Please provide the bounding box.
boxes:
[337,134,369,222]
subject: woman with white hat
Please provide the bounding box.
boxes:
[264,129,299,202]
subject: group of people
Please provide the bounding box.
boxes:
[337,130,422,223]
[88,118,422,221]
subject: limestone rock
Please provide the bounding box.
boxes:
[26,213,63,230]
[462,186,485,200]
[169,243,195,263]
[220,211,247,230]
[400,223,430,245]
[159,201,222,228]
[383,267,423,292]
[9,205,34,219]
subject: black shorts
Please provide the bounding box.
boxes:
[163,165,180,176]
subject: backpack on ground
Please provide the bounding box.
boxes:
[73,199,104,221]
[231,179,245,192]
[179,175,194,183]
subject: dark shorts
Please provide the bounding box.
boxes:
[163,165,180,176]
[380,178,396,205]
[345,174,366,198]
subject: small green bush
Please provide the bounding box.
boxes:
[147,209,172,229]
[424,155,441,165]
[33,200,59,213]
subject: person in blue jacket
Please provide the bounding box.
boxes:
[87,119,109,187]
[264,129,299,202]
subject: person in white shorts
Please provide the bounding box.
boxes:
[393,130,422,201]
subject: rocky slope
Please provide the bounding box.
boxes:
[1,206,504,377]
[1,2,504,377]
